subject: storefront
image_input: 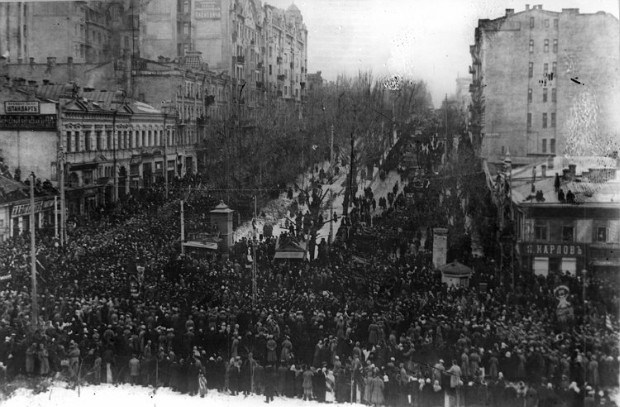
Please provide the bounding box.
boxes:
[521,242,587,276]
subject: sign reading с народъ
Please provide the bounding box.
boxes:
[4,101,40,114]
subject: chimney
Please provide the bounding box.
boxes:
[29,57,35,66]
[541,165,547,178]
[562,169,570,180]
[506,8,514,16]
[526,4,530,10]
[67,56,73,65]
[47,56,57,66]
[568,164,577,179]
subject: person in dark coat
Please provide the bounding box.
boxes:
[264,364,276,403]
[314,367,327,403]
[285,364,297,398]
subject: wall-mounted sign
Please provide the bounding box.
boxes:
[4,101,40,114]
[0,114,57,130]
[195,0,221,19]
[11,200,55,217]
[521,242,585,258]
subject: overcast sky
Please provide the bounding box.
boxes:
[265,0,619,107]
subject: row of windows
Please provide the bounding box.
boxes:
[528,61,557,78]
[529,39,558,53]
[530,17,559,29]
[528,87,557,103]
[527,112,556,129]
[534,223,611,243]
[63,129,197,153]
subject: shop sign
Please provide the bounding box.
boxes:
[5,101,40,114]
[11,200,55,217]
[521,242,585,258]
[0,114,57,130]
[195,0,221,19]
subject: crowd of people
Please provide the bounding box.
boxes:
[0,172,618,407]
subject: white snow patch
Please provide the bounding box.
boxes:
[3,383,366,407]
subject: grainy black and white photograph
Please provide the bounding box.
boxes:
[0,0,619,406]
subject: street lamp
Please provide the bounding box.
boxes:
[582,268,587,354]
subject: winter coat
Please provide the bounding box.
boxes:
[38,348,50,375]
[370,376,385,405]
[266,339,278,363]
[129,357,140,377]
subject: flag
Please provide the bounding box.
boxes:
[606,314,613,331]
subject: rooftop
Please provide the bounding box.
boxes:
[498,156,620,206]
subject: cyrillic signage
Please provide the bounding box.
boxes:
[0,114,57,130]
[195,0,221,19]
[521,242,585,258]
[5,101,40,114]
[11,200,56,217]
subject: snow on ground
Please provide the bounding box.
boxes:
[232,162,406,259]
[3,383,366,407]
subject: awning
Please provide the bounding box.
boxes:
[274,251,305,260]
[591,260,620,268]
[183,241,218,250]
[69,162,98,171]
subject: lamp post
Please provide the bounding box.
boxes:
[29,172,38,328]
[582,268,587,354]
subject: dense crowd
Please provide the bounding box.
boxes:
[0,175,618,407]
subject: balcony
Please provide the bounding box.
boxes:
[277,90,283,97]
[277,56,282,64]
[300,81,306,89]
[257,62,263,69]
[469,65,474,74]
[236,55,245,64]
[277,74,286,81]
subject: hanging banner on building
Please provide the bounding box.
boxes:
[195,0,221,19]
[521,242,585,258]
[432,227,448,268]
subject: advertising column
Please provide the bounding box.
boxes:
[432,227,448,268]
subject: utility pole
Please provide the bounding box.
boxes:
[54,196,58,239]
[252,195,257,309]
[346,130,354,216]
[112,110,118,202]
[29,172,38,328]
[180,199,185,255]
[57,101,66,246]
[330,124,334,168]
[161,102,169,200]
[329,189,333,244]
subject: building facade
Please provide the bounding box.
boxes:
[470,5,620,164]
[501,156,620,279]
[0,1,126,65]
[138,0,308,105]
[0,79,196,218]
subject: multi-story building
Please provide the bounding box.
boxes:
[138,0,307,106]
[494,156,620,278]
[470,5,620,164]
[0,1,122,65]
